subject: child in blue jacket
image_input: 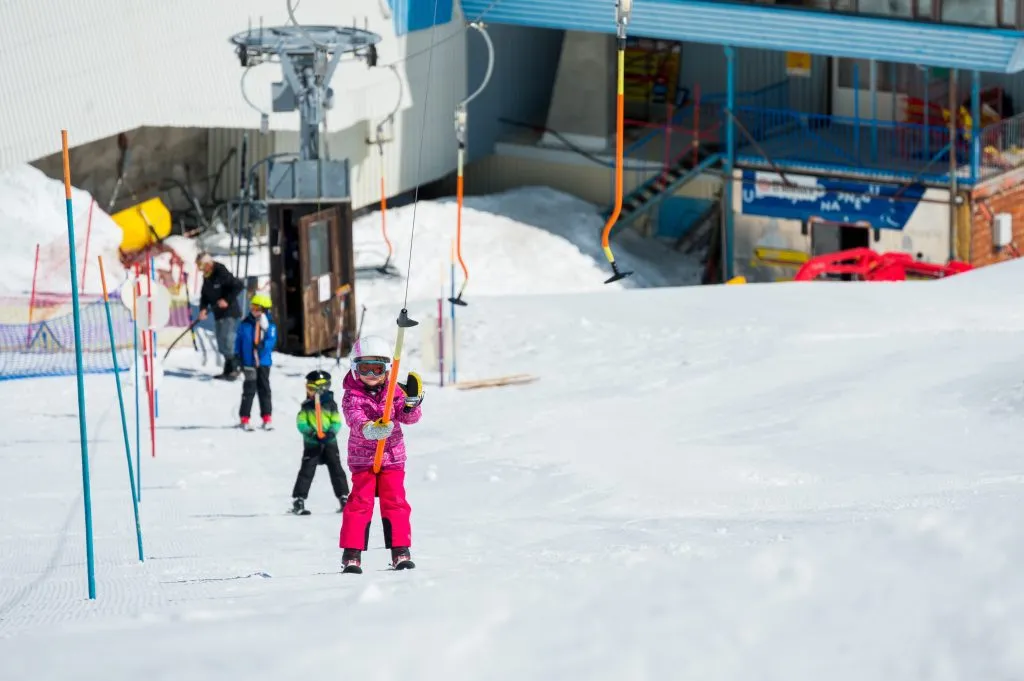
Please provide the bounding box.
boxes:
[235,293,277,430]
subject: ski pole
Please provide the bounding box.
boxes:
[163,318,202,361]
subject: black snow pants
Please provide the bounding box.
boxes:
[239,366,272,419]
[292,441,350,500]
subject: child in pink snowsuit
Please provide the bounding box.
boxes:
[338,335,423,572]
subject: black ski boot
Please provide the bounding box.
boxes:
[342,548,362,574]
[215,357,235,380]
[391,546,415,570]
[337,495,348,513]
[291,497,310,515]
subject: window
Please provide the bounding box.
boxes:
[941,0,996,25]
[307,220,331,278]
[731,0,1018,27]
[999,0,1019,26]
[837,59,941,95]
[856,0,912,17]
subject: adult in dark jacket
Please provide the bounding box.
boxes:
[196,252,245,379]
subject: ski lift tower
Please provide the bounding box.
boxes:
[229,24,382,357]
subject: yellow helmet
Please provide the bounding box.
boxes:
[250,293,272,309]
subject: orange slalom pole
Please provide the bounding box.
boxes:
[371,309,418,474]
[600,35,632,284]
[380,149,393,269]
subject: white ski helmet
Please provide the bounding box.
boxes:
[351,335,392,363]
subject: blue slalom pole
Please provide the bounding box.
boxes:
[61,130,96,600]
[99,256,144,562]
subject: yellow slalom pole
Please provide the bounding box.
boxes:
[371,309,419,474]
[601,1,634,284]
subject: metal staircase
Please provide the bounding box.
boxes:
[603,151,721,230]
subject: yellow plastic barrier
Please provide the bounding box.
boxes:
[112,197,172,253]
[752,246,809,267]
[725,276,747,285]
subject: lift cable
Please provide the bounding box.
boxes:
[372,0,444,473]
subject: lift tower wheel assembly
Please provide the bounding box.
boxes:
[228,22,383,358]
[229,24,382,200]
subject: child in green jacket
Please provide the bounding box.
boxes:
[291,369,349,515]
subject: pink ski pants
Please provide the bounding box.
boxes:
[338,469,412,550]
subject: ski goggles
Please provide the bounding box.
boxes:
[354,360,388,376]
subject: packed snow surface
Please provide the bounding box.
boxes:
[3,251,1024,679]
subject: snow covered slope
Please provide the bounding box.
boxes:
[2,261,1024,680]
[226,186,705,306]
[0,165,124,295]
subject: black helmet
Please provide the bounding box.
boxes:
[305,369,331,392]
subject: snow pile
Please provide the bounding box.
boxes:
[3,256,1024,678]
[0,164,124,295]
[351,186,704,308]
[219,187,704,308]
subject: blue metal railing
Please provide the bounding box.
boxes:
[729,106,969,183]
[978,112,1024,181]
[611,79,790,205]
[611,153,724,229]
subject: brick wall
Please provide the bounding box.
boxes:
[970,168,1024,267]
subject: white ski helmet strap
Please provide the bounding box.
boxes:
[351,335,392,362]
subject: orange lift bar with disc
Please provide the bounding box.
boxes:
[601,0,634,284]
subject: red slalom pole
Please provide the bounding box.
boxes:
[145,260,156,458]
[27,243,40,346]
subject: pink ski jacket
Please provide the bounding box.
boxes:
[340,372,422,472]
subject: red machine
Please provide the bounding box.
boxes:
[793,248,972,282]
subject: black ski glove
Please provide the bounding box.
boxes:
[402,371,424,412]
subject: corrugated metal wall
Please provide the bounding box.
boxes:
[678,44,829,114]
[465,24,566,161]
[206,128,276,203]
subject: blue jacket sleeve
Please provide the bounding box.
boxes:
[265,322,277,353]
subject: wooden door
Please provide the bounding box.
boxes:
[298,208,339,355]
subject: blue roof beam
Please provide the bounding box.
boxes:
[460,0,1024,73]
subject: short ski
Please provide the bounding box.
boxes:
[342,564,363,574]
[288,508,311,516]
[393,559,415,570]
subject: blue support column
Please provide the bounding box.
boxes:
[870,60,878,162]
[723,45,736,281]
[853,62,860,163]
[971,70,981,184]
